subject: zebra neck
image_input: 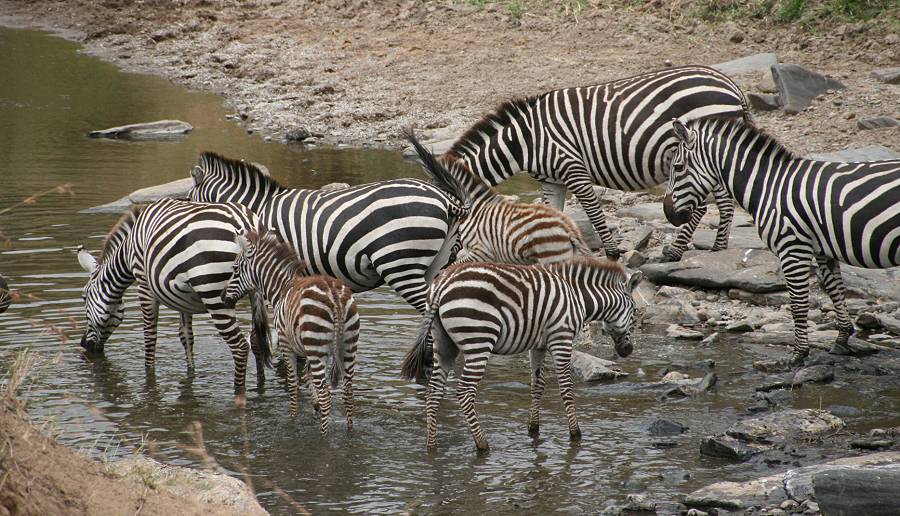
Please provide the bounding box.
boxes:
[712,128,793,219]
[257,264,297,304]
[97,247,135,299]
[455,124,531,187]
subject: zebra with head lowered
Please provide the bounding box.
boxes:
[189,152,468,379]
[663,117,900,365]
[78,199,272,393]
[401,258,641,452]
[406,130,592,266]
[222,229,360,434]
[446,65,750,260]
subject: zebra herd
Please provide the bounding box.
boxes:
[76,65,900,450]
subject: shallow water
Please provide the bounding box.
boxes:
[1,25,899,515]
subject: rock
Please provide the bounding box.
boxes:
[667,324,704,340]
[747,92,781,112]
[657,285,693,298]
[712,53,779,75]
[569,350,628,383]
[632,280,657,310]
[809,144,900,162]
[840,265,900,303]
[771,64,846,114]
[88,120,193,139]
[642,297,701,325]
[319,182,350,192]
[647,418,688,436]
[790,364,834,385]
[829,336,880,357]
[622,249,646,268]
[80,178,194,214]
[727,409,843,443]
[753,359,791,373]
[662,371,690,382]
[699,435,768,461]
[726,320,755,333]
[666,372,717,397]
[700,332,718,346]
[693,226,767,251]
[616,202,667,223]
[757,70,778,93]
[641,248,785,293]
[814,468,900,516]
[871,67,900,85]
[617,226,653,253]
[857,116,900,130]
[857,312,882,330]
[850,439,894,450]
[728,30,745,44]
[728,289,790,306]
[105,456,266,515]
[623,493,656,512]
[285,127,314,142]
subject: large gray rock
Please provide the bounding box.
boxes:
[771,64,846,114]
[616,202,667,223]
[643,297,701,325]
[712,53,779,75]
[88,119,193,139]
[809,144,900,162]
[814,468,900,515]
[569,350,628,383]
[870,67,900,85]
[641,248,785,293]
[692,226,766,251]
[857,116,900,130]
[80,178,194,214]
[841,265,900,303]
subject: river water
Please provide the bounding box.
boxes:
[1,25,898,515]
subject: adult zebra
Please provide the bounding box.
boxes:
[663,117,900,365]
[78,199,272,393]
[0,273,11,314]
[446,65,750,260]
[189,152,469,378]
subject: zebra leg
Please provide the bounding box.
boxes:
[528,347,547,437]
[283,348,300,417]
[343,334,358,431]
[207,309,251,394]
[178,312,195,376]
[815,257,855,351]
[779,252,814,367]
[425,327,458,450]
[566,178,621,259]
[309,358,332,435]
[663,204,707,262]
[457,350,491,452]
[548,336,580,442]
[375,265,436,380]
[138,285,160,370]
[711,184,735,251]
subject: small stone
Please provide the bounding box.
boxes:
[844,112,856,120]
[768,509,787,516]
[622,249,646,268]
[624,493,656,512]
[781,499,799,510]
[729,30,745,43]
[667,324,705,340]
[647,418,688,436]
[285,127,313,142]
[662,371,690,382]
[700,332,718,346]
[664,59,673,67]
[870,67,900,85]
[726,320,754,333]
[747,92,781,112]
[857,116,900,130]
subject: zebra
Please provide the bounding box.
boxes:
[0,273,10,314]
[221,229,360,434]
[401,258,642,451]
[406,130,592,266]
[445,65,750,261]
[189,152,469,380]
[663,117,900,366]
[77,199,272,393]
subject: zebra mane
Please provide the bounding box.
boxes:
[550,255,626,280]
[101,204,145,263]
[439,155,500,198]
[446,97,537,159]
[244,229,307,278]
[696,117,798,161]
[197,151,285,190]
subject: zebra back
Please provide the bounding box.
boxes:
[191,152,285,213]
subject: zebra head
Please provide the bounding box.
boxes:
[77,247,125,354]
[601,270,643,358]
[221,234,258,309]
[664,119,716,227]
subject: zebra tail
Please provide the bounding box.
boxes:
[403,128,472,218]
[329,286,347,389]
[400,305,436,381]
[250,290,273,368]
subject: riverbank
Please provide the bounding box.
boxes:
[1,0,897,153]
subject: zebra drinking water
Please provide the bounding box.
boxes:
[401,258,641,452]
[406,130,592,265]
[222,229,360,434]
[663,117,900,365]
[446,65,750,260]
[0,273,10,314]
[78,199,271,393]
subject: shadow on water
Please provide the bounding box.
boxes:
[2,24,899,515]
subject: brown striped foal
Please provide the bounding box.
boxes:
[222,230,360,434]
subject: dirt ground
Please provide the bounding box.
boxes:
[1,0,897,156]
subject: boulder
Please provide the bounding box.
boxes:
[840,265,900,303]
[666,324,704,340]
[640,248,785,293]
[857,116,900,130]
[699,435,769,461]
[692,226,766,251]
[615,202,667,223]
[647,418,688,436]
[88,120,193,139]
[771,64,846,114]
[642,297,700,325]
[870,67,900,85]
[617,226,653,253]
[809,144,900,162]
[631,280,657,310]
[814,468,900,516]
[622,249,646,268]
[666,372,717,397]
[79,178,194,214]
[569,350,628,383]
[747,92,781,112]
[712,53,779,75]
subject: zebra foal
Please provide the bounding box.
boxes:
[78,199,272,393]
[446,65,750,260]
[222,230,360,434]
[401,258,641,452]
[664,117,900,365]
[407,130,592,265]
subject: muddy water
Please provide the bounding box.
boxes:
[1,25,899,515]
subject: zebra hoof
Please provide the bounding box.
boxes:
[528,423,540,438]
[474,440,490,454]
[186,366,195,376]
[661,245,683,262]
[569,427,582,442]
[788,353,807,368]
[604,248,622,261]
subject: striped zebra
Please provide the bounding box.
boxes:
[0,273,10,314]
[446,65,750,260]
[78,199,272,393]
[401,258,641,451]
[222,229,360,434]
[189,152,468,380]
[407,130,592,265]
[663,117,900,365]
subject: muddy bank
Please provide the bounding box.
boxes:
[1,0,898,154]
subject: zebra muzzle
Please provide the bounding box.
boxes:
[221,291,237,309]
[663,194,691,227]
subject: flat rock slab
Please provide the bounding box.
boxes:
[570,350,628,383]
[727,408,843,443]
[857,116,900,130]
[870,67,900,85]
[809,144,900,162]
[712,53,779,75]
[80,178,193,214]
[616,202,666,223]
[814,468,900,516]
[88,119,193,139]
[841,265,900,303]
[771,64,846,114]
[641,248,785,293]
[693,226,766,251]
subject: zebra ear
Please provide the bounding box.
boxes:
[626,270,643,294]
[191,166,205,187]
[672,119,696,150]
[77,246,98,273]
[235,234,250,253]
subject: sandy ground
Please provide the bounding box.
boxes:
[0,0,897,155]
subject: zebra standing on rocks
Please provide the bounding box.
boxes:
[406,130,592,265]
[446,65,750,260]
[401,258,641,452]
[663,117,900,365]
[222,229,360,434]
[0,273,11,314]
[78,199,272,393]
